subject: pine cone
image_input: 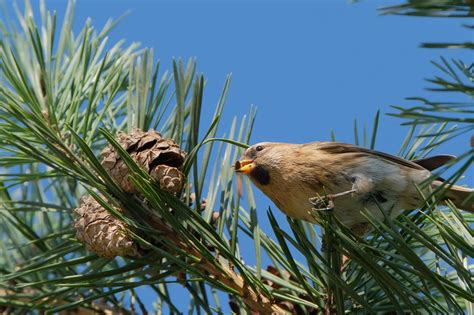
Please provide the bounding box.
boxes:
[101,128,186,193]
[74,196,138,258]
[151,165,185,194]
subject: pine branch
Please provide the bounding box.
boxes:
[121,197,285,313]
[0,1,473,314]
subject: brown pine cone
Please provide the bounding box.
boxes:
[151,165,185,195]
[101,128,186,194]
[73,195,138,258]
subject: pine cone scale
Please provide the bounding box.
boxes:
[100,128,186,194]
[73,196,138,258]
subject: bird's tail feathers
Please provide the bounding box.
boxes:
[431,181,474,213]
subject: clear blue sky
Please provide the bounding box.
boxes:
[29,0,474,312]
[57,0,471,151]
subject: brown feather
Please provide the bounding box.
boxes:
[412,155,455,171]
[311,142,425,170]
[432,181,474,212]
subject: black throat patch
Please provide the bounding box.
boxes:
[250,165,270,185]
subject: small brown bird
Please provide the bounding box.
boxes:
[235,141,474,235]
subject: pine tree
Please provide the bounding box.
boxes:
[0,1,472,314]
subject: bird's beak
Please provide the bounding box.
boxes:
[234,159,255,174]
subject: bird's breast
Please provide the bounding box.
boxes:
[254,171,330,223]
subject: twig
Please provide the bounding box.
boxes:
[147,214,285,314]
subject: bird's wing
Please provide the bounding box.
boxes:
[412,155,455,171]
[310,142,426,170]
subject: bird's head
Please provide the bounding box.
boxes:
[235,142,291,187]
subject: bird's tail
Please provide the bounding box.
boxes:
[431,181,474,213]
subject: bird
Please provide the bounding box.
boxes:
[235,141,474,235]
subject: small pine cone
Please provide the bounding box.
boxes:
[151,165,185,194]
[74,196,138,258]
[101,128,186,193]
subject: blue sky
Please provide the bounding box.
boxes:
[59,0,471,150]
[30,0,473,312]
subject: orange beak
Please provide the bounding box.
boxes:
[234,159,256,174]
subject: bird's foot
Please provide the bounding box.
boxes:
[309,196,335,211]
[309,188,358,211]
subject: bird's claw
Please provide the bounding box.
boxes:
[309,196,334,211]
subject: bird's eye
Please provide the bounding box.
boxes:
[256,145,264,152]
